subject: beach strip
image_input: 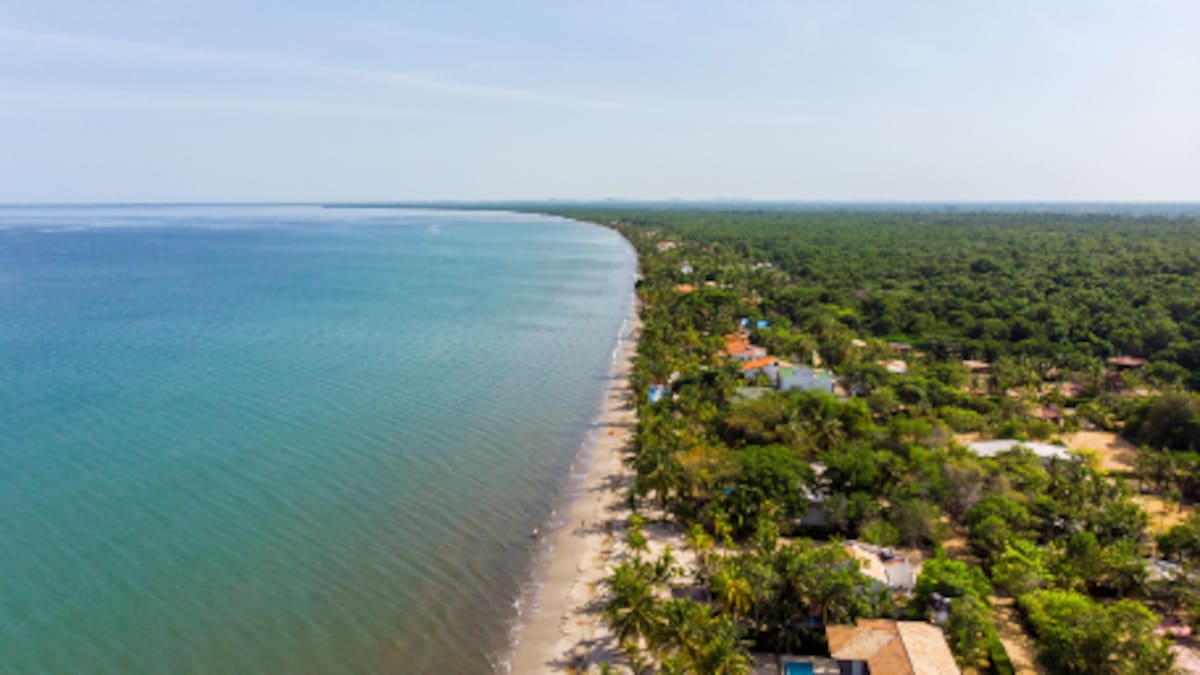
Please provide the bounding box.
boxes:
[509,305,641,673]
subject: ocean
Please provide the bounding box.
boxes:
[0,205,636,673]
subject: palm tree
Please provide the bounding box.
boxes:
[696,616,754,675]
[711,568,753,620]
[655,598,709,664]
[603,560,661,650]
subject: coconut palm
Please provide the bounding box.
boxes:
[603,560,661,649]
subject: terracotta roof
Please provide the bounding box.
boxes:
[725,338,751,355]
[895,622,961,675]
[741,357,778,372]
[962,359,990,372]
[827,620,960,675]
[675,284,695,293]
[1108,355,1148,368]
[1060,382,1086,398]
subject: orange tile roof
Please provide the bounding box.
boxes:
[828,620,960,675]
[741,356,777,372]
[723,333,752,355]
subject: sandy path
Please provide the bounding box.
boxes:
[508,309,641,674]
[991,596,1045,674]
[1063,430,1139,473]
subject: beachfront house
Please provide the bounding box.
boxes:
[760,620,960,675]
[826,619,961,675]
[647,383,668,404]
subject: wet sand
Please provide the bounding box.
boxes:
[509,309,641,673]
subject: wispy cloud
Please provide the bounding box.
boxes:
[0,25,637,110]
[0,83,422,117]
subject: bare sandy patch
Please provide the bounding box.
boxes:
[1063,431,1138,473]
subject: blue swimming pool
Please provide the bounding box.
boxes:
[784,661,815,675]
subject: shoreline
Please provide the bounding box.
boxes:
[507,296,642,673]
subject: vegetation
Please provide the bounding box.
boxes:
[530,207,1200,673]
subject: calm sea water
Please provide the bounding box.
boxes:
[0,205,635,673]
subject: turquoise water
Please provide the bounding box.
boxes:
[0,205,635,673]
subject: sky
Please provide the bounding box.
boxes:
[0,0,1197,202]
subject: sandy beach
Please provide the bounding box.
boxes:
[509,305,642,674]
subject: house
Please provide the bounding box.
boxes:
[1031,403,1064,426]
[725,333,767,361]
[757,319,770,329]
[1108,355,1148,369]
[880,359,908,375]
[1059,381,1086,398]
[680,263,694,275]
[647,384,668,403]
[674,284,695,294]
[888,342,913,354]
[656,241,678,252]
[962,359,990,373]
[779,365,837,394]
[826,619,961,675]
[966,439,1072,462]
[846,542,917,593]
[742,357,787,380]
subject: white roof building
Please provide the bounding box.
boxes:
[966,439,1071,461]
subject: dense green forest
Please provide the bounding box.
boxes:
[563,208,1200,391]
[529,207,1200,674]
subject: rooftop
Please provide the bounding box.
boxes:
[827,619,960,675]
[966,439,1071,461]
[742,356,782,372]
[962,359,990,372]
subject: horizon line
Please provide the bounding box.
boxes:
[2,199,1200,207]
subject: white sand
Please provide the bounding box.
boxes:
[509,309,642,674]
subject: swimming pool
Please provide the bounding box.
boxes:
[784,661,815,675]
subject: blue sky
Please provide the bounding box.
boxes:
[1,1,1197,202]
